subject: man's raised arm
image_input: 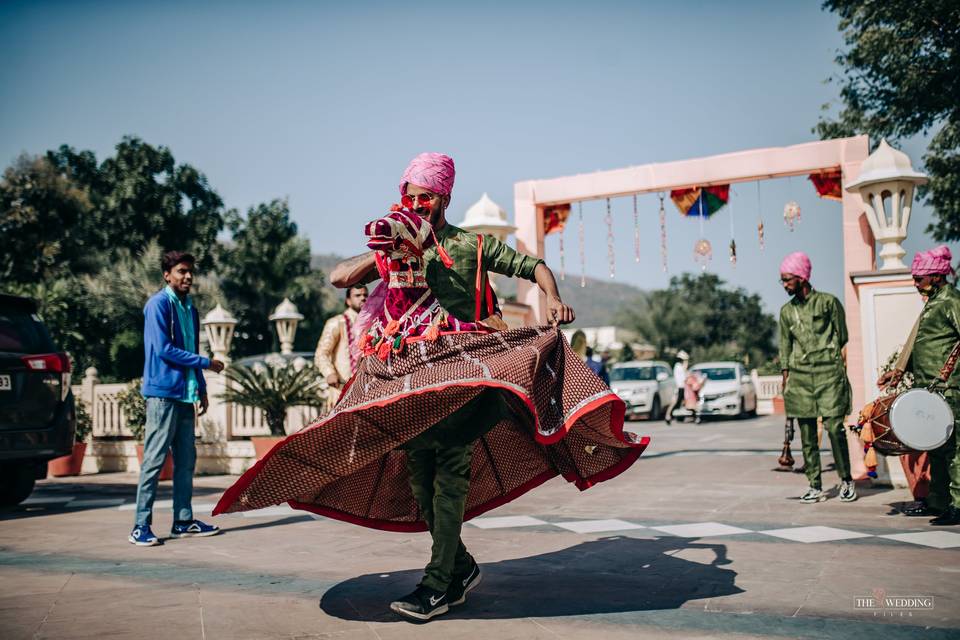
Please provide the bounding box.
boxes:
[331,252,378,288]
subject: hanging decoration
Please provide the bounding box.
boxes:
[783,200,801,231]
[659,193,668,272]
[692,196,712,271]
[633,194,640,263]
[730,193,738,266]
[606,198,615,278]
[808,169,843,201]
[756,181,765,251]
[543,203,571,235]
[670,184,730,218]
[578,202,586,288]
[694,239,713,270]
[558,221,566,281]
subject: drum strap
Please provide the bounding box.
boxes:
[893,310,960,386]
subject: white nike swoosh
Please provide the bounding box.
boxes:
[429,595,444,606]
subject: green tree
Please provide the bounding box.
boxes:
[218,199,330,357]
[617,273,776,367]
[47,136,225,267]
[0,154,95,283]
[220,363,326,436]
[817,1,960,239]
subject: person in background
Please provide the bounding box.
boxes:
[665,350,689,425]
[779,251,856,504]
[315,285,368,407]
[130,251,225,546]
[585,346,610,386]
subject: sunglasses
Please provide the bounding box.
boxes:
[401,193,437,208]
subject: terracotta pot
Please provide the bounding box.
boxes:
[251,436,285,460]
[772,396,786,415]
[136,445,174,481]
[48,442,87,477]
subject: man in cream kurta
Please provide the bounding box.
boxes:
[315,286,368,405]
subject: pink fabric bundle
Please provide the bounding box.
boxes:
[780,251,812,281]
[911,245,954,276]
[399,152,456,196]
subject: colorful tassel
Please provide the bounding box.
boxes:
[384,320,400,337]
[377,340,391,360]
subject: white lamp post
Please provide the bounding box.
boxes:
[201,304,238,364]
[269,298,304,355]
[846,139,928,271]
[456,193,517,242]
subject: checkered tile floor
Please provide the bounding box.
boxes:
[17,496,960,549]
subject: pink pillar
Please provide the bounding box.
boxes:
[514,180,545,323]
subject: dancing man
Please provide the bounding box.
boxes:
[878,246,960,525]
[778,251,856,503]
[214,152,646,622]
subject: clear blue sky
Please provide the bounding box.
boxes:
[1,0,952,314]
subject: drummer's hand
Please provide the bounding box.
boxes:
[781,369,789,390]
[325,372,340,387]
[877,369,903,389]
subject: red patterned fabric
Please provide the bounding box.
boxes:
[214,327,648,531]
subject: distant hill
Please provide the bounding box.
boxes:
[312,253,646,327]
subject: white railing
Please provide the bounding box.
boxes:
[751,372,783,415]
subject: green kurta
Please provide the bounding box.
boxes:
[779,290,852,418]
[905,284,960,511]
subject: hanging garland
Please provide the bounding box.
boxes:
[693,196,712,270]
[559,220,566,281]
[659,193,668,272]
[578,202,586,288]
[633,194,640,263]
[606,198,615,279]
[756,180,765,251]
[729,188,737,267]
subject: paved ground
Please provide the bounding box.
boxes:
[2,415,958,639]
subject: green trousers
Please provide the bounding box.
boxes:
[405,443,475,592]
[926,424,960,512]
[798,416,851,489]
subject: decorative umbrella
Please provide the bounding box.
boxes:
[670,185,730,217]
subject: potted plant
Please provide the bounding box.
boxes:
[220,360,325,459]
[48,399,93,477]
[118,379,173,481]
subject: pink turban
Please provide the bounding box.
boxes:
[399,152,456,196]
[780,251,812,281]
[912,245,954,276]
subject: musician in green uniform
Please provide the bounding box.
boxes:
[778,251,857,504]
[879,246,960,526]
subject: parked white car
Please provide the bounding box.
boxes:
[676,361,758,419]
[609,360,676,421]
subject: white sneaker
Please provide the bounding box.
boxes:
[800,487,827,503]
[839,480,858,502]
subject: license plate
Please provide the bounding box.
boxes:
[0,375,10,391]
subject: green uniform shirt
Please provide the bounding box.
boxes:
[779,289,851,418]
[405,223,543,449]
[908,284,960,398]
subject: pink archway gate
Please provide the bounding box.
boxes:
[513,136,874,476]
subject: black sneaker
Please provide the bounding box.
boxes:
[447,559,482,606]
[930,506,960,526]
[389,584,449,622]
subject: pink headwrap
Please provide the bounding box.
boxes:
[399,152,456,196]
[780,251,812,281]
[912,245,954,276]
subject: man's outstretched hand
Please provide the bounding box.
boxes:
[547,295,575,327]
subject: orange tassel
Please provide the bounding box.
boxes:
[424,324,440,341]
[431,229,454,268]
[384,320,400,336]
[377,341,391,360]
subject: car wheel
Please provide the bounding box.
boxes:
[0,462,36,507]
[650,396,662,421]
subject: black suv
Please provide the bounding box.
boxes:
[0,294,76,506]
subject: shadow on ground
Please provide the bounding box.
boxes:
[320,535,742,621]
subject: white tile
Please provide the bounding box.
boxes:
[881,531,960,549]
[652,522,753,538]
[553,519,646,533]
[241,505,295,518]
[68,498,125,508]
[468,515,547,529]
[21,496,74,505]
[760,526,872,543]
[191,502,217,513]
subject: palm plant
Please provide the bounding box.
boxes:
[220,362,326,436]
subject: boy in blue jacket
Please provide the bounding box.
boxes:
[129,251,225,546]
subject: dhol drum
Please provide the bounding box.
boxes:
[863,388,955,456]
